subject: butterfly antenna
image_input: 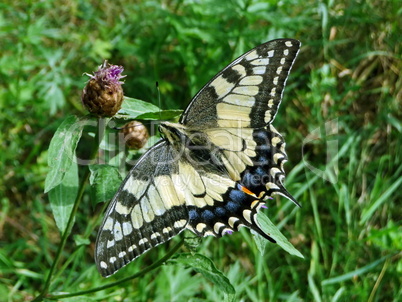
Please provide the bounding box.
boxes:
[156,81,161,120]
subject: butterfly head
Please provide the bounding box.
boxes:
[159,121,187,145]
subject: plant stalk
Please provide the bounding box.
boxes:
[33,117,107,301]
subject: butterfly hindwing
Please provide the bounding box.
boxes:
[184,124,298,240]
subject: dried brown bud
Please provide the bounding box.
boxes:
[82,61,125,117]
[121,121,149,149]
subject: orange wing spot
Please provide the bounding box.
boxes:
[240,185,257,197]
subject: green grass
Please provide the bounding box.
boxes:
[1,0,401,301]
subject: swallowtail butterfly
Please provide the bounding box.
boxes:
[96,39,301,277]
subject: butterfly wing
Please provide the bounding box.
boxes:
[180,39,300,128]
[95,141,189,277]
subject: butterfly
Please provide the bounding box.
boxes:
[95,38,301,277]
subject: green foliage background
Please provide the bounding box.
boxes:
[0,0,401,301]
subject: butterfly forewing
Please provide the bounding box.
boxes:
[95,38,301,277]
[180,39,300,128]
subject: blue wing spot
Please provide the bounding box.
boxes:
[255,166,267,177]
[258,143,272,156]
[189,209,199,221]
[254,130,269,141]
[201,209,215,222]
[257,155,271,166]
[214,207,227,217]
[229,189,247,203]
[225,200,241,213]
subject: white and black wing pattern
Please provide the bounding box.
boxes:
[95,142,189,277]
[180,39,300,128]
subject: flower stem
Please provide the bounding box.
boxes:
[33,117,108,302]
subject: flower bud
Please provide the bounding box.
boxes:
[82,61,125,117]
[121,121,149,149]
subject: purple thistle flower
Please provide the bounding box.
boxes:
[88,61,126,87]
[82,61,126,117]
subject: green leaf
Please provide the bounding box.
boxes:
[136,109,182,121]
[89,164,122,205]
[48,162,78,233]
[255,212,304,259]
[118,97,160,119]
[251,228,267,255]
[169,253,236,295]
[44,115,86,193]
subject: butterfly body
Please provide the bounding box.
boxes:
[96,39,301,277]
